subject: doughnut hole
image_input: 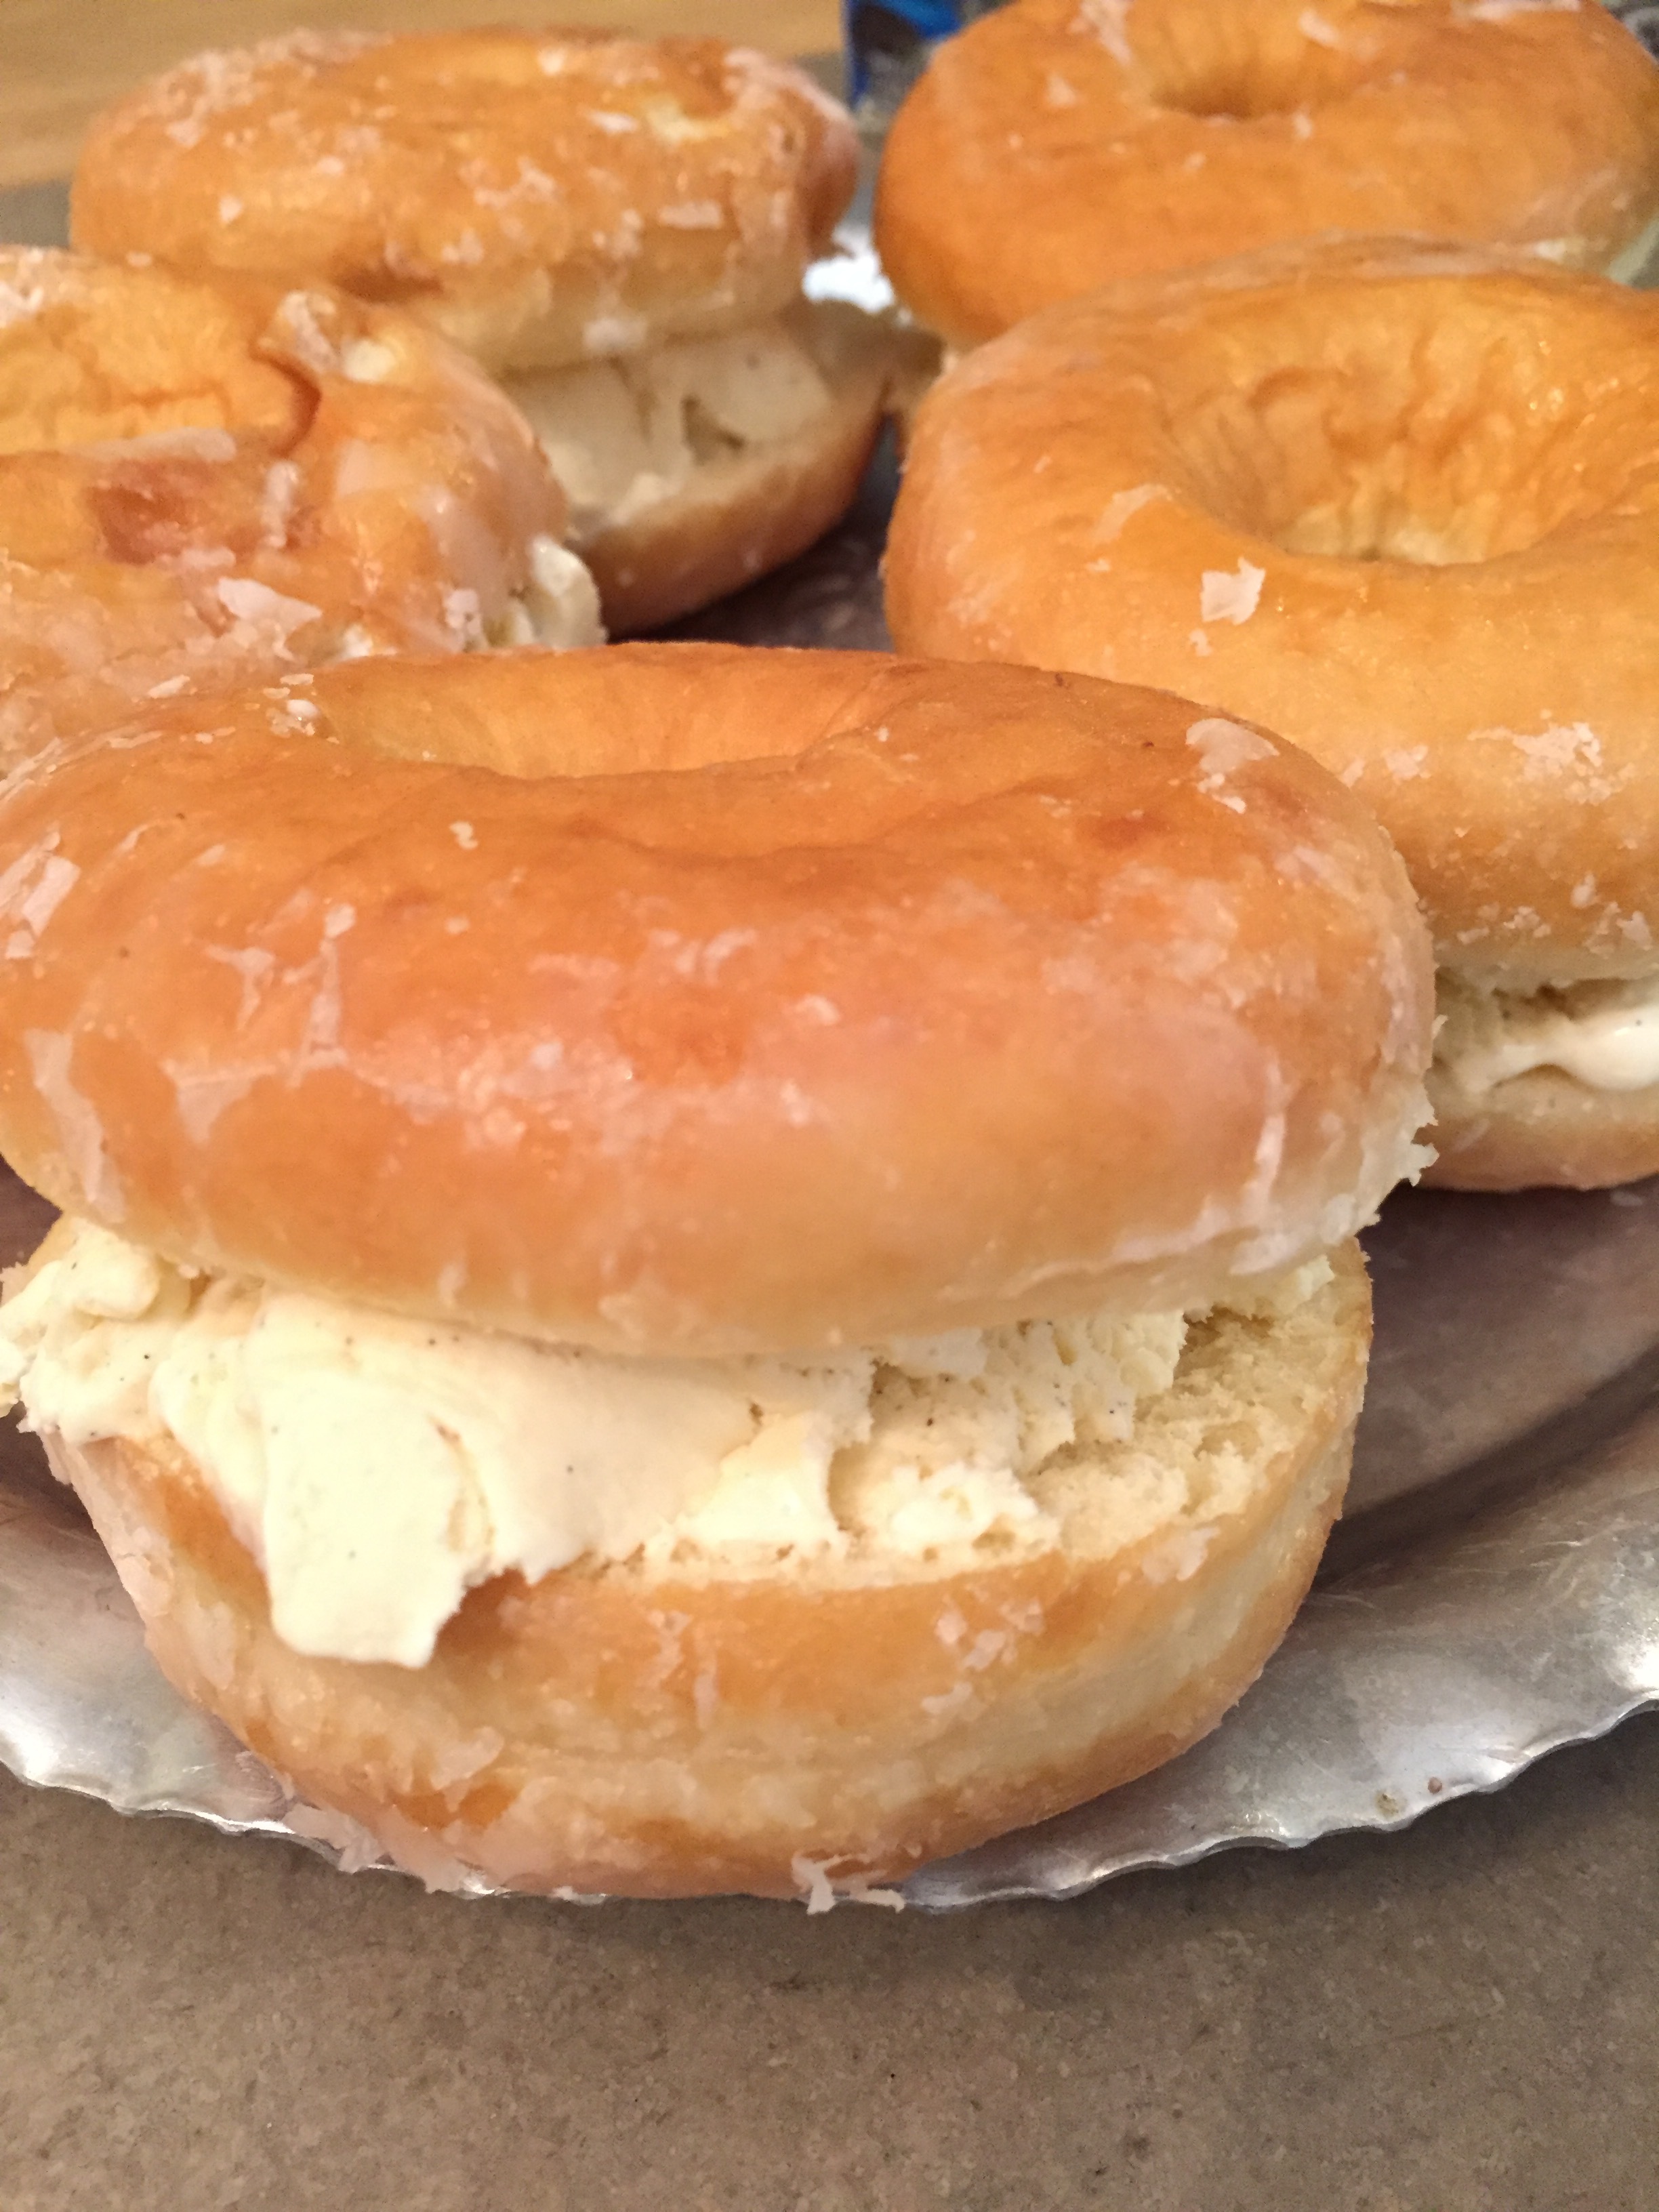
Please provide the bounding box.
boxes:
[1160,287,1650,565]
[1126,0,1374,121]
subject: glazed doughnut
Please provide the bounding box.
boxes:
[0,248,599,767]
[874,0,1659,346]
[72,30,907,633]
[884,237,1659,1189]
[0,646,1433,1896]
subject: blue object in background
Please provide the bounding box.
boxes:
[843,0,1009,126]
[1610,1,1659,56]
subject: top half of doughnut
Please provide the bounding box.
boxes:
[70,29,859,375]
[874,0,1659,344]
[0,647,1431,1355]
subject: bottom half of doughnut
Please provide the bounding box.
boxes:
[41,1250,1368,1902]
[504,301,928,635]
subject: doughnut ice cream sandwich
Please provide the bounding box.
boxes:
[0,647,1432,1898]
[73,29,918,635]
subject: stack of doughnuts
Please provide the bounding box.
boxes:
[8,4,1618,1901]
[0,647,1433,1896]
[73,30,918,633]
[875,0,1659,346]
[885,234,1659,1190]
[0,245,598,768]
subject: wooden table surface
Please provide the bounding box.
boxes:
[0,0,843,188]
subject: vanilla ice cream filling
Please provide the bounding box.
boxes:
[0,1222,1333,1670]
[331,534,604,661]
[1602,209,1659,286]
[1435,967,1659,1098]
[489,533,605,649]
[504,310,836,544]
